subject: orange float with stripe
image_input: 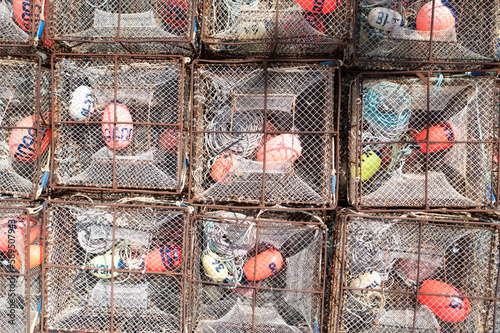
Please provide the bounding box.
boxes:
[243,249,283,282]
[146,245,182,272]
[418,280,470,322]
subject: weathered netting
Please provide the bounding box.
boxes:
[191,212,325,333]
[52,56,186,193]
[44,202,188,333]
[202,0,352,56]
[47,0,193,41]
[351,0,498,65]
[349,74,497,209]
[0,58,51,199]
[192,62,336,206]
[0,0,31,46]
[330,215,499,333]
[0,205,43,332]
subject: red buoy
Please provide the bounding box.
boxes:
[0,215,39,252]
[415,123,455,153]
[146,245,182,272]
[418,280,470,322]
[243,249,283,282]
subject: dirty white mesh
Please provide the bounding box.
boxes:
[48,0,193,41]
[349,74,497,209]
[51,55,187,193]
[352,0,498,65]
[44,202,188,333]
[0,57,51,199]
[191,213,325,333]
[192,62,336,206]
[331,215,499,333]
[202,0,352,56]
[0,0,31,46]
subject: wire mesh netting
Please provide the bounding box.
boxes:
[329,214,500,333]
[191,61,337,207]
[44,201,189,333]
[348,72,498,210]
[0,0,35,46]
[201,0,353,57]
[47,0,194,42]
[351,0,498,66]
[0,205,43,333]
[190,210,326,333]
[51,55,188,194]
[0,56,51,200]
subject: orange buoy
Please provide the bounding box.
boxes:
[256,134,302,164]
[12,245,42,270]
[0,215,39,252]
[416,0,455,34]
[418,280,470,322]
[211,152,237,183]
[243,249,283,282]
[293,0,339,14]
[415,123,455,153]
[9,115,51,162]
[145,245,182,272]
[158,127,180,154]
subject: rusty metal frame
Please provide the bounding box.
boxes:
[332,213,500,333]
[49,53,188,195]
[40,199,191,333]
[0,54,47,202]
[0,205,43,333]
[0,0,36,48]
[188,58,341,211]
[350,0,500,68]
[188,212,328,333]
[199,0,356,57]
[349,68,500,212]
[45,0,196,46]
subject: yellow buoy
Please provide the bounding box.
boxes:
[351,150,381,181]
[202,253,229,282]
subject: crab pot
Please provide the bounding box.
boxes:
[42,200,189,333]
[50,54,188,195]
[46,0,195,55]
[200,0,353,57]
[329,213,500,333]
[0,0,36,47]
[0,55,51,201]
[190,59,339,208]
[189,210,327,333]
[350,0,498,67]
[0,204,43,333]
[348,71,498,211]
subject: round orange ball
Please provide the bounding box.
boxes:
[13,245,42,270]
[416,0,455,33]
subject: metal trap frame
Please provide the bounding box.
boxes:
[46,0,196,55]
[348,70,499,212]
[0,0,36,47]
[189,209,327,333]
[0,204,44,333]
[42,199,190,333]
[200,0,354,57]
[189,59,339,209]
[349,0,499,68]
[50,53,189,195]
[0,55,51,201]
[329,213,500,333]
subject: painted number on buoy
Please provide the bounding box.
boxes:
[269,263,278,274]
[449,298,463,310]
[213,261,225,272]
[368,7,403,31]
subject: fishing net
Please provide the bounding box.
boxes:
[51,55,187,193]
[0,0,31,46]
[192,61,336,206]
[202,0,352,56]
[0,205,43,333]
[349,73,497,209]
[47,0,193,42]
[191,212,325,333]
[0,57,51,200]
[330,214,499,333]
[44,201,188,333]
[351,0,498,65]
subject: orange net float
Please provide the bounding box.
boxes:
[12,244,43,270]
[0,215,39,252]
[293,0,340,14]
[145,244,183,272]
[416,0,456,35]
[9,114,51,162]
[101,103,134,150]
[415,123,455,153]
[418,280,470,323]
[242,249,284,282]
[211,151,238,183]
